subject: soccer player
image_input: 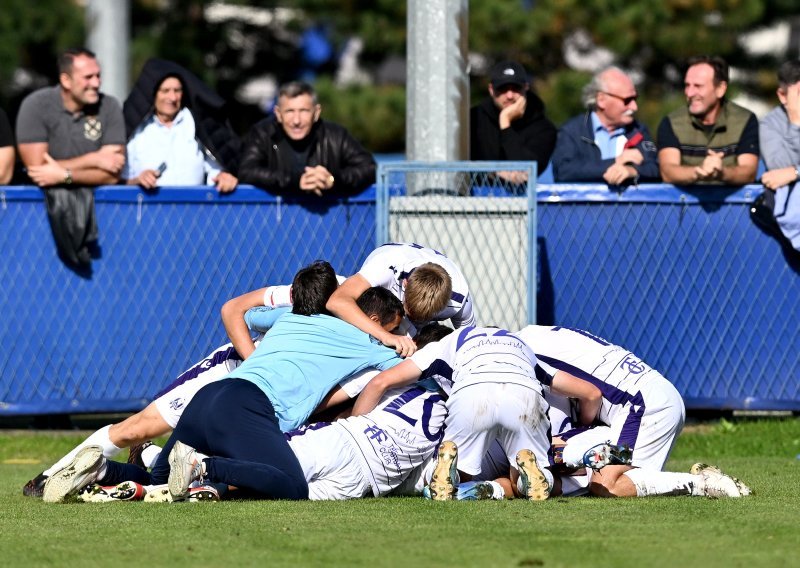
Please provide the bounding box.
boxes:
[517,325,750,498]
[351,326,599,501]
[42,263,405,503]
[327,242,476,358]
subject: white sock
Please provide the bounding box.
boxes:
[141,444,162,468]
[623,468,703,497]
[43,425,123,476]
[560,474,591,497]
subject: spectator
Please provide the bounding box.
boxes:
[0,108,14,185]
[470,60,557,184]
[238,81,375,197]
[123,59,240,193]
[16,48,125,269]
[657,55,759,186]
[551,66,659,186]
[759,59,800,250]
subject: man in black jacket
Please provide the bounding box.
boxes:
[239,82,376,198]
[470,61,557,184]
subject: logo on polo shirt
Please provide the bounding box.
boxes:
[84,117,102,141]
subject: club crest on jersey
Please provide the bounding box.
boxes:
[84,117,102,141]
[619,355,646,374]
[169,397,185,411]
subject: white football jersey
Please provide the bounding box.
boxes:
[358,243,475,328]
[411,326,541,396]
[516,325,671,425]
[333,385,447,496]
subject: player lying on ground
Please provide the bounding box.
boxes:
[41,264,405,502]
[78,324,453,503]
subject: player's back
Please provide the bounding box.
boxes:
[517,325,657,393]
[336,384,446,496]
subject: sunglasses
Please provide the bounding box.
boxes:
[601,91,638,105]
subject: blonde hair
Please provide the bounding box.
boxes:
[404,263,452,323]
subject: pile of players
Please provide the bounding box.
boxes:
[24,242,751,504]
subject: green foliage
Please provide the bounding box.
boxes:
[0,0,84,107]
[315,78,406,153]
[2,419,799,567]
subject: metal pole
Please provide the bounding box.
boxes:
[406,0,469,165]
[86,0,130,103]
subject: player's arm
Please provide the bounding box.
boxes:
[327,274,417,357]
[351,359,422,416]
[221,288,269,359]
[549,370,602,426]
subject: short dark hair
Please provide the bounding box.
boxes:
[279,81,318,105]
[686,55,729,85]
[413,323,454,349]
[291,260,338,316]
[58,48,96,75]
[777,60,800,90]
[355,287,403,327]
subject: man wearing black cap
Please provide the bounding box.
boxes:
[470,60,557,184]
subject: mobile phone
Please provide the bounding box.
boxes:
[156,162,167,176]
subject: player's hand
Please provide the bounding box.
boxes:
[761,166,799,190]
[785,83,800,125]
[603,163,635,186]
[213,171,238,193]
[616,148,644,165]
[381,332,417,358]
[499,95,526,129]
[26,153,67,187]
[94,147,125,174]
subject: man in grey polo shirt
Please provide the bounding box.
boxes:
[16,48,126,269]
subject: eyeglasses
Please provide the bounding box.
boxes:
[600,91,638,105]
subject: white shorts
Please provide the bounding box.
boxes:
[153,342,247,428]
[444,382,552,476]
[562,379,685,470]
[288,424,372,500]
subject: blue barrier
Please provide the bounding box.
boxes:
[0,185,376,415]
[0,182,798,414]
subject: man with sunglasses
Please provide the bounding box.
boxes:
[552,66,659,186]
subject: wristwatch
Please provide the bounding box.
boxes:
[64,168,73,185]
[794,165,800,181]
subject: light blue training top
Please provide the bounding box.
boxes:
[228,311,402,431]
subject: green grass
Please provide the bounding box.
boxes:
[2,418,799,567]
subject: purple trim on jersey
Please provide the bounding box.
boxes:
[152,346,242,400]
[558,425,595,441]
[536,354,635,406]
[421,359,454,387]
[451,291,465,303]
[534,364,553,386]
[536,353,647,452]
[284,421,333,441]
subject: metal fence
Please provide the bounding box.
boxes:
[0,185,376,415]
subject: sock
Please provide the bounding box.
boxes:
[43,425,123,476]
[623,468,703,497]
[560,474,591,497]
[141,444,162,468]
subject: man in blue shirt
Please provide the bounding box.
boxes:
[42,261,405,503]
[551,66,659,186]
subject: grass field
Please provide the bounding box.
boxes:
[2,418,799,567]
